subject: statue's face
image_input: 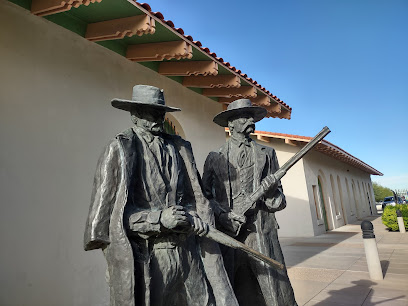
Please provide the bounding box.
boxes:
[131,107,165,134]
[229,113,255,136]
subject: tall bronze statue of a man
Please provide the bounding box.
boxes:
[84,85,238,306]
[202,99,297,306]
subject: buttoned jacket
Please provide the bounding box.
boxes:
[202,138,286,251]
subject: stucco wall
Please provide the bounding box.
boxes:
[0,2,225,305]
[223,134,315,237]
[303,150,376,236]
[253,138,315,237]
[252,137,377,237]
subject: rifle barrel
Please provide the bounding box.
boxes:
[205,226,284,270]
[247,126,331,207]
[275,126,331,180]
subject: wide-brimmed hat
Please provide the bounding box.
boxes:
[213,99,267,127]
[111,85,181,113]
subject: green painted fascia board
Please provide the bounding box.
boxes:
[45,12,88,36]
[96,40,127,56]
[186,87,203,95]
[139,62,160,72]
[69,0,143,23]
[8,0,30,9]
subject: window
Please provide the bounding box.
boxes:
[313,185,322,220]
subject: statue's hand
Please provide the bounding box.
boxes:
[160,205,189,230]
[190,214,209,237]
[262,174,278,193]
[219,211,246,236]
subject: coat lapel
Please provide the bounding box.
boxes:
[215,142,233,207]
[131,128,168,208]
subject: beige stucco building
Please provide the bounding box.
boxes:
[0,0,382,305]
[0,1,291,305]
[237,130,382,237]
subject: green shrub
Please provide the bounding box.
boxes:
[382,205,408,231]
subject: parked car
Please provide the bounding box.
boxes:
[382,196,403,209]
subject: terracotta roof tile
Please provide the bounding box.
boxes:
[139,3,151,10]
[152,12,164,19]
[165,20,174,27]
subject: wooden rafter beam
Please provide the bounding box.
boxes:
[126,41,192,62]
[85,15,155,42]
[268,101,282,113]
[31,0,101,16]
[251,95,271,106]
[182,75,240,88]
[159,61,218,76]
[285,138,298,146]
[202,86,257,98]
[257,135,270,143]
[279,107,291,119]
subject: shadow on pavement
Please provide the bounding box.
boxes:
[281,215,383,269]
[311,280,405,306]
[380,260,389,277]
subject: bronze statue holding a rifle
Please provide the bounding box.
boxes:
[203,99,301,306]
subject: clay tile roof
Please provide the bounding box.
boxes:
[152,12,164,19]
[165,20,174,27]
[26,0,292,119]
[139,3,151,10]
[243,130,383,176]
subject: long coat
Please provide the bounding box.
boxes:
[84,128,237,306]
[202,139,297,306]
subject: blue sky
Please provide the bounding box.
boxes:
[151,0,408,189]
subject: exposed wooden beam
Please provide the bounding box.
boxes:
[280,107,291,119]
[251,95,270,106]
[268,101,282,113]
[31,0,101,16]
[182,75,240,88]
[265,104,281,115]
[85,15,155,42]
[159,61,218,76]
[126,41,192,62]
[202,86,257,98]
[285,139,298,146]
[218,97,238,104]
[257,135,270,143]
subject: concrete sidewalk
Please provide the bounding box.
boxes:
[282,215,408,306]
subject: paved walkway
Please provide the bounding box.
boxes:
[282,215,408,306]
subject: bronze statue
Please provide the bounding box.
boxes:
[84,85,238,306]
[202,99,298,306]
